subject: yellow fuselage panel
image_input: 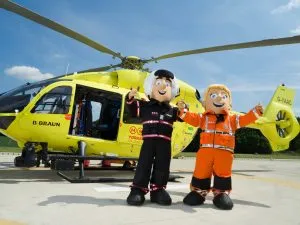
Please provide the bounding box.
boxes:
[1,71,202,157]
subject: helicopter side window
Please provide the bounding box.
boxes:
[31,86,72,114]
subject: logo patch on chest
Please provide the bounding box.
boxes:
[152,112,159,116]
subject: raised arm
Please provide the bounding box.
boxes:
[125,88,143,118]
[176,100,203,127]
[233,104,263,129]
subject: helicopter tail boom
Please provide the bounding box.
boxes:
[247,84,299,151]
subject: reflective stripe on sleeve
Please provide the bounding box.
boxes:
[179,108,187,119]
[252,108,260,119]
[137,101,140,117]
[236,115,240,129]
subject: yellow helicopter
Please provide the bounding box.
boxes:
[0,0,299,180]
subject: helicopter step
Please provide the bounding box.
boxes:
[51,141,183,183]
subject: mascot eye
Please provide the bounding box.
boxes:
[165,80,171,87]
[222,94,228,100]
[210,93,217,99]
[155,80,162,86]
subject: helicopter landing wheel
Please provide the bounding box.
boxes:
[14,156,25,167]
[122,160,136,170]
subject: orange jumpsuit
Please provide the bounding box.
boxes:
[179,107,262,195]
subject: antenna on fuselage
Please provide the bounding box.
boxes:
[65,63,70,76]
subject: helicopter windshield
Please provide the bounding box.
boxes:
[0,79,57,113]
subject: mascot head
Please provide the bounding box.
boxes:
[202,84,232,114]
[143,69,179,102]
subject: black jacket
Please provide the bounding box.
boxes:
[126,93,180,140]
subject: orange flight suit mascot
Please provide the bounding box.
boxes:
[177,84,263,210]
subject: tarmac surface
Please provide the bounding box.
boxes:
[0,154,299,225]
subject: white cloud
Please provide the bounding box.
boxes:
[290,26,300,34]
[271,0,300,14]
[52,53,66,59]
[4,66,54,81]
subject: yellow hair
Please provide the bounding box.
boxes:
[203,84,232,108]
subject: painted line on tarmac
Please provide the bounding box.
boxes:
[94,183,189,193]
[0,219,26,225]
[234,174,300,190]
[174,169,300,190]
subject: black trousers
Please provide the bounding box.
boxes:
[132,138,171,189]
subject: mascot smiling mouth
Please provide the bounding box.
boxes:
[213,103,224,108]
[158,90,166,95]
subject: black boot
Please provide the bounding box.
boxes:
[183,191,205,206]
[213,193,234,210]
[126,188,146,206]
[150,189,172,205]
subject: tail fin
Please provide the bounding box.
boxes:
[248,84,299,151]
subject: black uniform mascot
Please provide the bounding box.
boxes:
[126,69,180,206]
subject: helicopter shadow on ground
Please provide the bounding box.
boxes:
[37,194,200,213]
[0,169,137,184]
[36,181,270,212]
[0,169,64,184]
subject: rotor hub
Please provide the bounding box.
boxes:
[121,56,145,70]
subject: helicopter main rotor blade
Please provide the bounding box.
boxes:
[76,63,122,73]
[144,35,300,63]
[0,0,122,59]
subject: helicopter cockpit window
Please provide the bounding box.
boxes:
[31,86,72,114]
[0,79,56,113]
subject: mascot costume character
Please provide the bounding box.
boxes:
[126,69,180,206]
[177,84,263,210]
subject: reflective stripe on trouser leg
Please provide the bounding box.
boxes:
[150,169,170,189]
[191,176,211,197]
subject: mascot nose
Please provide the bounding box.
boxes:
[160,82,167,89]
[216,95,222,101]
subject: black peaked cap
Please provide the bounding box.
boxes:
[154,69,174,79]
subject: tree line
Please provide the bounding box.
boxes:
[184,117,300,154]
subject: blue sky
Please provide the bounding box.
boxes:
[1,0,300,115]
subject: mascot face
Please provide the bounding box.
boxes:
[151,77,173,102]
[205,87,231,114]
